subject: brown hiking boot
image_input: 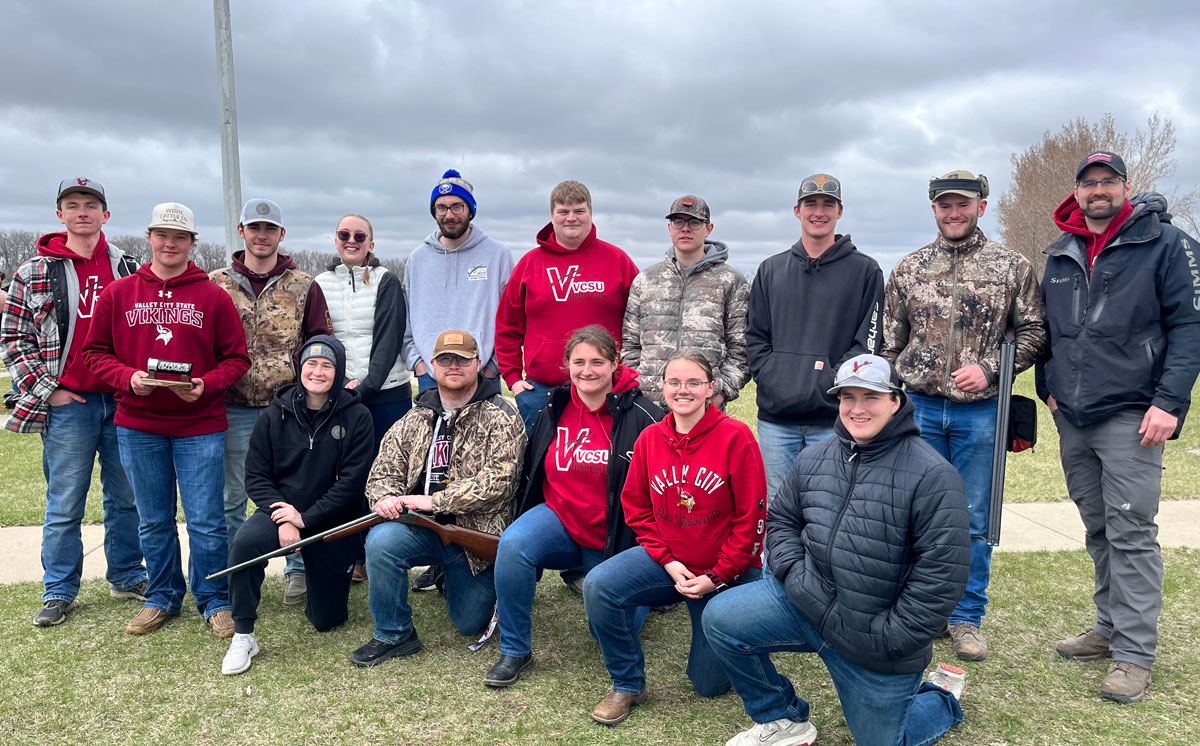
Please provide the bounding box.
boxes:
[352,563,367,584]
[126,607,175,635]
[208,610,235,639]
[949,624,987,661]
[1100,661,1151,703]
[1055,628,1111,660]
[590,689,648,725]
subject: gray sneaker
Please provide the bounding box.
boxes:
[725,717,817,746]
[283,573,307,607]
[33,599,75,627]
[1100,661,1151,703]
[1056,627,1111,661]
[110,580,149,602]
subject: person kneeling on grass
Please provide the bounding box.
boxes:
[221,336,374,675]
[702,354,971,746]
[582,351,766,726]
[349,330,525,667]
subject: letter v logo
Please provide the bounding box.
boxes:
[547,265,580,302]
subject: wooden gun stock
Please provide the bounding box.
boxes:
[391,510,501,564]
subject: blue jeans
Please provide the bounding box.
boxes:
[757,419,836,505]
[416,372,437,394]
[41,394,145,602]
[494,503,606,656]
[117,427,229,618]
[364,520,496,643]
[584,546,759,696]
[513,379,556,437]
[909,391,996,628]
[703,576,963,746]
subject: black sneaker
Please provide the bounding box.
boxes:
[483,653,534,687]
[33,599,75,627]
[349,632,422,667]
[110,579,149,602]
[411,565,444,592]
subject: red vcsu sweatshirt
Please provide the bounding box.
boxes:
[36,232,117,393]
[621,405,766,583]
[542,366,640,549]
[82,262,250,436]
[495,223,638,387]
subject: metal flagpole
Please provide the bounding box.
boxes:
[213,0,242,254]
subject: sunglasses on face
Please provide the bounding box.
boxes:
[336,230,369,243]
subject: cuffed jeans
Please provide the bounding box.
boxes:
[117,427,229,618]
[41,394,145,602]
[494,503,606,656]
[1054,407,1163,668]
[513,379,556,437]
[584,545,758,696]
[757,419,835,505]
[364,520,496,643]
[703,575,963,746]
[909,391,995,628]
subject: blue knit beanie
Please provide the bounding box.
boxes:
[430,169,476,218]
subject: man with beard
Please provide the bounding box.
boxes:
[210,198,332,606]
[882,171,1046,663]
[1038,152,1200,703]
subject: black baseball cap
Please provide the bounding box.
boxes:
[1075,151,1128,181]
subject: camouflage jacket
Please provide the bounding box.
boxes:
[210,263,318,408]
[882,229,1047,402]
[621,241,750,405]
[365,376,526,574]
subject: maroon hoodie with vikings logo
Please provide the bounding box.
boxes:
[82,262,249,436]
[621,404,766,584]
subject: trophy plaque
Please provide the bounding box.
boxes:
[144,358,195,390]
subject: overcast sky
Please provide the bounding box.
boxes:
[3,1,1199,276]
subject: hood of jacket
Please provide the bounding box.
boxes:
[1049,191,1169,253]
[660,404,728,455]
[231,250,298,279]
[37,231,109,260]
[831,393,917,460]
[787,233,858,270]
[412,371,503,414]
[421,225,493,255]
[669,239,729,277]
[535,222,599,254]
[275,334,356,411]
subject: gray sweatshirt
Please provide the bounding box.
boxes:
[401,226,514,374]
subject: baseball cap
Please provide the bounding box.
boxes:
[666,195,710,222]
[827,354,900,395]
[430,169,477,218]
[1075,151,1128,181]
[240,198,284,228]
[432,329,479,359]
[798,174,842,204]
[147,202,197,235]
[929,170,989,201]
[57,178,106,207]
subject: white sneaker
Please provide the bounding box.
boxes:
[926,661,966,700]
[221,632,260,675]
[725,717,817,746]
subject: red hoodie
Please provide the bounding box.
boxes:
[1053,193,1133,272]
[495,223,638,387]
[621,405,766,583]
[82,262,250,436]
[542,365,640,549]
[36,232,118,393]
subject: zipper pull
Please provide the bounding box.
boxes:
[309,435,314,450]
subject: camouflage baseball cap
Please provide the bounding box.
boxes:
[798,174,842,204]
[929,170,989,201]
[666,195,710,222]
[432,329,479,359]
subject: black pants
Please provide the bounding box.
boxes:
[228,510,357,634]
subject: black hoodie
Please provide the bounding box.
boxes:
[747,234,884,425]
[243,335,375,531]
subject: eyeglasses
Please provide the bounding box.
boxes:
[668,217,707,230]
[434,203,469,216]
[336,230,369,243]
[799,179,840,196]
[1077,177,1125,190]
[663,379,712,391]
[433,354,474,367]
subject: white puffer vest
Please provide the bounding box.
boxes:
[315,262,410,391]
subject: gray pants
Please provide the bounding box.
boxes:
[1054,407,1163,668]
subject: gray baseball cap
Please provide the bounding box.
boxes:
[240,198,284,228]
[57,178,106,207]
[827,354,900,395]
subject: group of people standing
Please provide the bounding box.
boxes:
[3,150,1197,745]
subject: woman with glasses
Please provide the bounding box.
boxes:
[484,325,662,689]
[581,350,767,726]
[314,214,411,581]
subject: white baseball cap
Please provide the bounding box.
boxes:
[827,354,900,395]
[148,202,197,235]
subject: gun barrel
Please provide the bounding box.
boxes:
[205,512,380,581]
[987,341,1017,546]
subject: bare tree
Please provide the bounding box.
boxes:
[0,229,39,274]
[109,233,149,264]
[996,112,1199,278]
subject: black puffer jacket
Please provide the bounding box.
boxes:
[244,335,375,532]
[766,396,969,675]
[516,372,663,558]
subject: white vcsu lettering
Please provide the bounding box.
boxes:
[554,426,609,471]
[547,265,606,302]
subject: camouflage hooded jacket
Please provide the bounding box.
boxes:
[882,228,1047,402]
[365,375,526,574]
[621,240,750,405]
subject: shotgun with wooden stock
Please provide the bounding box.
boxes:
[205,509,501,581]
